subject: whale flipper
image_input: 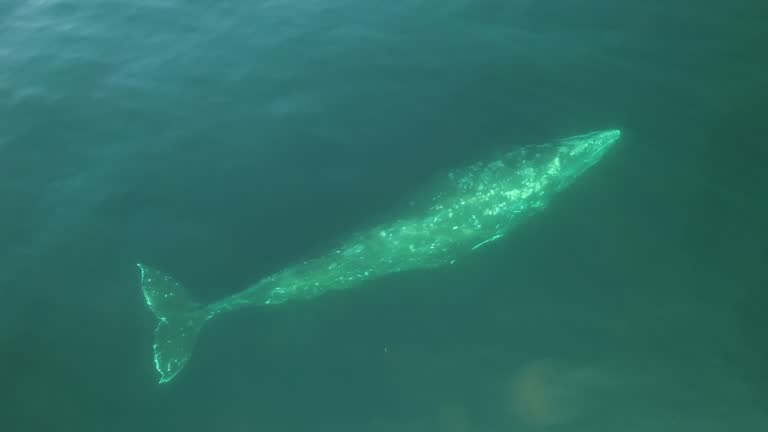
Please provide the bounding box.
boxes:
[137,263,207,383]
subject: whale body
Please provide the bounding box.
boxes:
[138,129,621,383]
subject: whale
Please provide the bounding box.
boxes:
[138,128,621,383]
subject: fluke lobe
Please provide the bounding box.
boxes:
[138,128,621,383]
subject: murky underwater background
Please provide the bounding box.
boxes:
[1,0,767,430]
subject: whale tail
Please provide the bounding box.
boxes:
[137,263,208,384]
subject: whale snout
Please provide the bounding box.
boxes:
[567,129,621,158]
[552,128,621,185]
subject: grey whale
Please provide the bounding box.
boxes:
[138,128,621,383]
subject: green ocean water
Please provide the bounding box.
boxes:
[1,0,767,431]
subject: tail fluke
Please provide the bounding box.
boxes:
[137,263,208,384]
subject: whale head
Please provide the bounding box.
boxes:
[551,128,621,189]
